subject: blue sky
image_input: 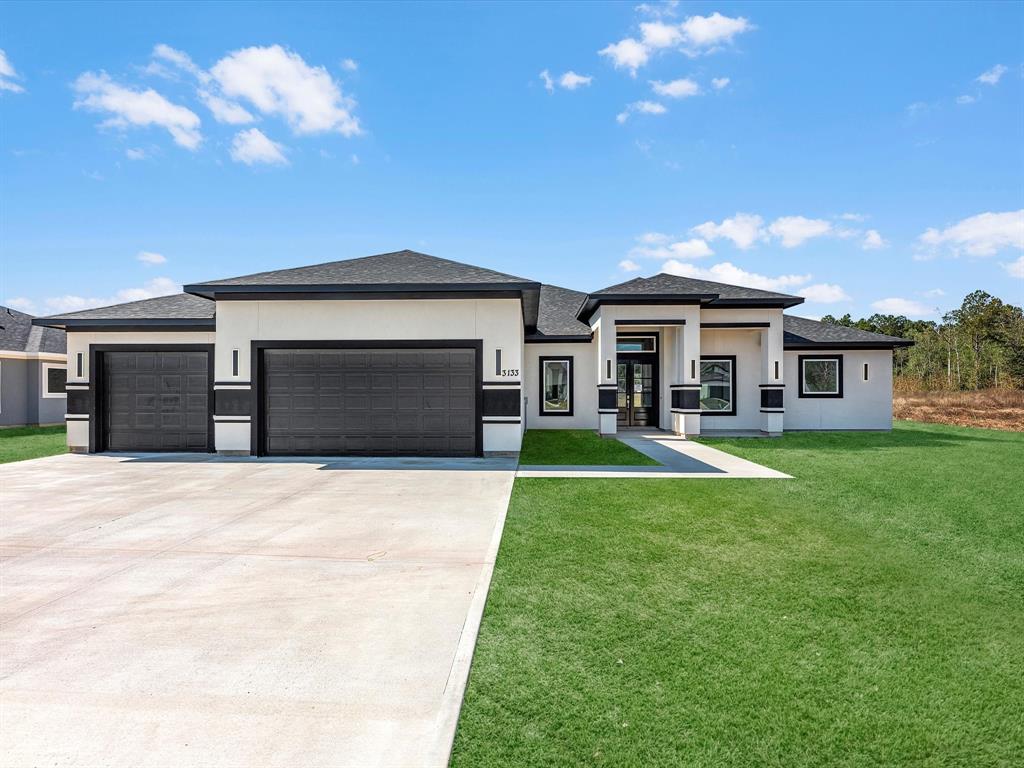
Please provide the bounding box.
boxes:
[1,0,1022,320]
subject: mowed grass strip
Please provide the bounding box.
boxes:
[452,422,1024,767]
[518,429,659,466]
[0,425,67,464]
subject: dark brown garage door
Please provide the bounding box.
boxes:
[101,350,210,452]
[262,347,478,456]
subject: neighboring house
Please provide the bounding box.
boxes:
[0,306,68,427]
[32,250,912,456]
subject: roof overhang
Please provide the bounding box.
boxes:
[577,294,715,323]
[784,340,915,350]
[31,318,215,332]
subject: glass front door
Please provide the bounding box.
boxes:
[616,356,658,427]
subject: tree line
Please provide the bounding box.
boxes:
[821,290,1024,390]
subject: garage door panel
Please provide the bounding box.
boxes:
[262,347,477,456]
[102,350,209,452]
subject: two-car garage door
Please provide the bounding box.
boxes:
[261,347,479,456]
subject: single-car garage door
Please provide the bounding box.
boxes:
[262,347,478,456]
[101,350,211,452]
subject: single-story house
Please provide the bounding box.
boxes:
[32,250,912,456]
[1,306,67,427]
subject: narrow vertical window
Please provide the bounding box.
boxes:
[863,362,869,381]
[76,352,83,378]
[774,360,780,380]
[232,349,239,377]
[495,348,502,377]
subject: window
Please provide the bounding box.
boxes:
[42,363,67,398]
[616,335,656,352]
[539,356,573,416]
[799,355,843,398]
[700,356,735,415]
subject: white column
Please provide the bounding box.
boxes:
[759,312,785,435]
[595,313,618,435]
[669,310,702,436]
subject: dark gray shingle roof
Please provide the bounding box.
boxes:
[529,284,591,340]
[784,315,913,348]
[0,306,66,354]
[187,249,535,290]
[32,294,215,329]
[595,273,803,303]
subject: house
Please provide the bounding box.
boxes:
[32,250,912,456]
[1,306,68,427]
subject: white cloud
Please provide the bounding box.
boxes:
[73,71,202,149]
[5,297,35,312]
[0,49,25,93]
[691,213,765,249]
[871,297,934,317]
[798,283,851,303]
[341,58,358,72]
[650,78,700,98]
[636,1,679,18]
[767,215,832,247]
[839,212,867,221]
[136,251,167,265]
[350,153,360,165]
[640,21,683,49]
[977,64,1007,85]
[125,147,146,160]
[919,210,1024,257]
[638,232,670,244]
[540,69,554,93]
[661,260,810,292]
[619,259,642,272]
[616,100,667,123]
[1003,255,1024,279]
[863,229,887,249]
[230,128,288,166]
[956,94,975,105]
[211,45,361,136]
[632,238,713,260]
[559,71,593,90]
[599,38,650,76]
[680,12,753,49]
[923,288,946,298]
[198,89,255,124]
[44,277,180,314]
[711,77,730,90]
[152,44,211,84]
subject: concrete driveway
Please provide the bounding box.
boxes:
[0,452,516,768]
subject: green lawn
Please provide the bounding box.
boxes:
[519,429,659,466]
[452,422,1024,767]
[0,425,67,464]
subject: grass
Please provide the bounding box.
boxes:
[894,388,1024,431]
[518,429,659,466]
[0,425,67,464]
[452,422,1024,767]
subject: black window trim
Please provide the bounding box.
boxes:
[798,354,844,398]
[41,362,68,398]
[699,354,737,416]
[538,355,574,417]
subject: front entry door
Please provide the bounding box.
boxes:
[617,356,658,427]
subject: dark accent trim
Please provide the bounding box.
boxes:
[67,389,90,415]
[785,342,912,350]
[605,358,612,379]
[578,295,709,322]
[232,349,239,377]
[758,383,785,388]
[214,381,252,387]
[760,409,785,414]
[669,384,701,388]
[76,353,83,378]
[760,388,784,409]
[483,388,521,418]
[65,414,90,421]
[598,387,617,410]
[671,388,700,410]
[495,348,501,377]
[482,417,522,424]
[798,354,844,398]
[706,298,804,308]
[482,380,520,387]
[215,389,252,417]
[614,319,685,326]
[774,360,780,379]
[690,359,696,380]
[598,409,619,414]
[538,355,574,417]
[700,322,770,328]
[524,334,593,343]
[597,383,618,388]
[864,362,869,381]
[699,354,737,417]
[213,415,251,422]
[89,344,215,454]
[34,319,215,331]
[250,340,484,458]
[185,281,540,298]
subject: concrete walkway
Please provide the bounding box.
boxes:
[517,432,791,479]
[0,452,516,768]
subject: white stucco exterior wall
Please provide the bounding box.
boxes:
[784,349,894,430]
[523,341,598,429]
[698,328,763,430]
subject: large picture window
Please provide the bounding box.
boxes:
[700,356,736,416]
[42,363,68,398]
[799,355,843,398]
[539,356,573,416]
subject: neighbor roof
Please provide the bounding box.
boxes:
[184,249,537,294]
[0,306,66,354]
[529,284,591,341]
[579,273,805,319]
[783,315,913,349]
[32,294,215,330]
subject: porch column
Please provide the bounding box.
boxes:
[759,314,785,435]
[670,318,702,436]
[596,316,618,435]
